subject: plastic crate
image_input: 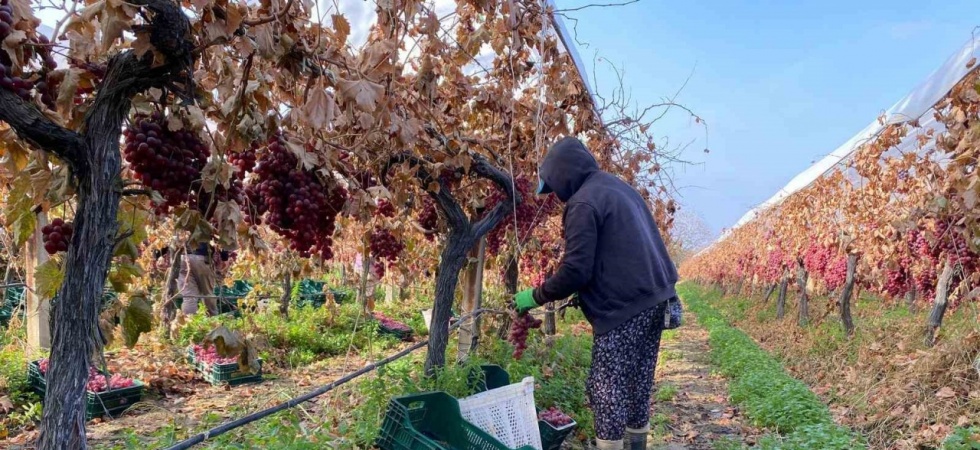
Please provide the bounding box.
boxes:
[537,419,576,450]
[376,391,537,450]
[473,366,577,450]
[458,377,542,450]
[470,365,511,394]
[186,347,263,386]
[28,360,145,420]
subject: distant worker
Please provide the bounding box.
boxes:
[513,137,679,450]
[179,243,219,316]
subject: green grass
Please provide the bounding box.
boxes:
[654,382,678,402]
[943,426,980,449]
[678,282,866,450]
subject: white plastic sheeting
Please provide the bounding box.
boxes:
[724,35,980,236]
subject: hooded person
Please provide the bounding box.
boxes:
[513,137,678,450]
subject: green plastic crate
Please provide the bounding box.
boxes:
[376,391,537,450]
[28,360,145,420]
[186,347,262,386]
[538,419,576,450]
[474,365,577,450]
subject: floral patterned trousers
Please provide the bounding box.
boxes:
[587,302,667,441]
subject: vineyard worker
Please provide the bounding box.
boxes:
[179,243,219,316]
[514,137,678,450]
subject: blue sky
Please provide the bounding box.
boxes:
[557,0,979,236]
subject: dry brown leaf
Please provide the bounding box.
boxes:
[332,14,350,45]
[337,78,384,112]
[935,386,956,399]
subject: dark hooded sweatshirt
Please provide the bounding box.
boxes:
[532,137,678,335]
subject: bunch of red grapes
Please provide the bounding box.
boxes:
[229,146,257,174]
[41,218,73,254]
[369,227,404,262]
[0,7,59,104]
[375,199,396,218]
[485,176,560,254]
[802,244,831,278]
[123,112,210,214]
[37,358,135,392]
[416,197,439,240]
[373,312,411,332]
[823,256,848,290]
[243,134,348,259]
[763,249,788,283]
[884,263,911,298]
[538,406,573,427]
[192,344,238,367]
[508,311,542,359]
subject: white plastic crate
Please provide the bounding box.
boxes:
[458,376,543,450]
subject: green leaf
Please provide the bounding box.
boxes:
[120,295,152,348]
[108,261,143,293]
[35,258,64,299]
[11,213,35,248]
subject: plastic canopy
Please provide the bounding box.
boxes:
[723,35,980,237]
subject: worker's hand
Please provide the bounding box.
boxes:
[514,289,539,315]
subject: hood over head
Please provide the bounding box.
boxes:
[537,137,599,202]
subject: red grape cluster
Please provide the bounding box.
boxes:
[243,134,348,259]
[37,358,135,392]
[438,167,463,190]
[884,265,910,298]
[373,312,411,332]
[41,218,73,254]
[375,199,396,218]
[369,227,405,262]
[508,312,542,359]
[802,244,831,278]
[192,344,238,368]
[485,176,560,254]
[229,146,257,174]
[123,112,210,214]
[763,249,787,283]
[538,407,573,427]
[823,256,848,290]
[416,197,439,240]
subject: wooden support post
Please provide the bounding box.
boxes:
[924,260,954,347]
[457,237,486,361]
[26,211,51,354]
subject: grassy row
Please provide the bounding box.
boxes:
[677,283,867,450]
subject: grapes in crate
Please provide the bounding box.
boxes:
[37,358,135,392]
[374,312,411,332]
[193,344,238,368]
[538,407,573,427]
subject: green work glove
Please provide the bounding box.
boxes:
[514,289,539,315]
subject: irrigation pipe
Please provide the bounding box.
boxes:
[163,308,493,450]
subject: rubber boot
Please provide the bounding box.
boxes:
[595,439,624,450]
[626,425,649,450]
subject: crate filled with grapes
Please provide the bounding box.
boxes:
[187,344,263,386]
[28,359,145,420]
[537,406,577,450]
[373,312,413,342]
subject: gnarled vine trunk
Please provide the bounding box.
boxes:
[905,285,917,313]
[838,253,858,336]
[776,271,789,319]
[796,261,809,327]
[763,283,777,303]
[383,152,516,375]
[924,260,954,347]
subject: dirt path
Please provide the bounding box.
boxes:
[649,313,763,450]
